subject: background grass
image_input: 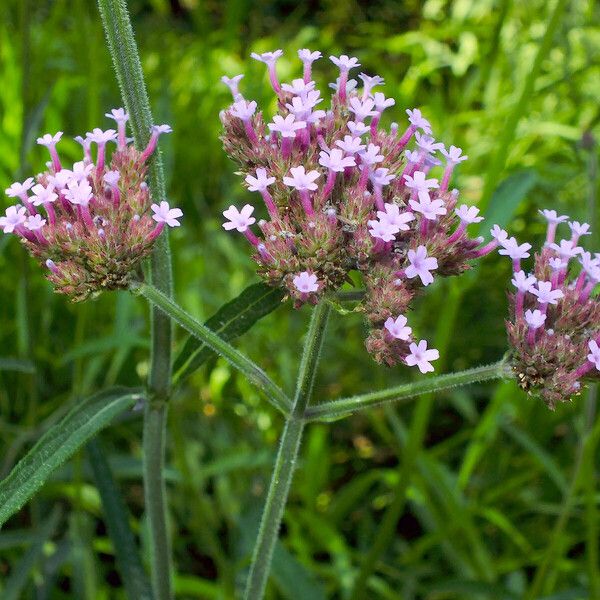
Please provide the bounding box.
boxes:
[0,0,599,598]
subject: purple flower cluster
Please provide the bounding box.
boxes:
[1,110,182,301]
[498,211,600,408]
[220,49,494,369]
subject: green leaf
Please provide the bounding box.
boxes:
[482,169,538,231]
[270,541,327,600]
[87,439,153,600]
[135,283,290,413]
[1,508,61,600]
[173,282,284,385]
[0,387,143,529]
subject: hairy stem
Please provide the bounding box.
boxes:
[134,282,291,413]
[244,301,331,600]
[306,360,510,421]
[97,1,173,597]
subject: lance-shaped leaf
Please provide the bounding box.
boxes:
[173,283,284,385]
[0,387,143,529]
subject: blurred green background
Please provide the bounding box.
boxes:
[1,0,600,598]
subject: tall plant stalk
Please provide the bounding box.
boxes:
[243,301,331,600]
[97,1,174,598]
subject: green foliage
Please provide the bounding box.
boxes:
[0,0,599,597]
[0,388,141,528]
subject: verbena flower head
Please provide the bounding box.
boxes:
[500,212,600,409]
[2,109,180,301]
[220,49,493,368]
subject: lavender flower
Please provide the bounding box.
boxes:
[503,212,600,408]
[219,49,494,368]
[1,110,180,301]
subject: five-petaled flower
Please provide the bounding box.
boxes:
[222,204,256,232]
[405,245,438,286]
[0,205,27,233]
[384,315,412,340]
[293,271,319,293]
[283,166,320,191]
[405,340,440,373]
[245,168,275,192]
[152,201,183,227]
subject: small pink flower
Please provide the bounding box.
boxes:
[319,149,356,172]
[403,171,439,194]
[524,309,546,329]
[221,75,244,100]
[281,79,316,97]
[348,97,377,121]
[64,180,93,206]
[511,271,537,293]
[293,271,319,293]
[283,166,320,191]
[359,144,384,166]
[441,145,468,164]
[250,50,283,66]
[405,245,438,286]
[329,54,360,71]
[103,170,121,187]
[368,219,399,242]
[105,108,129,125]
[548,239,581,260]
[245,168,275,192]
[268,114,306,138]
[569,221,591,238]
[0,205,27,233]
[347,121,369,137]
[405,108,432,134]
[359,74,385,97]
[5,178,34,198]
[86,128,117,144]
[587,340,600,371]
[409,193,446,221]
[370,168,395,187]
[455,205,483,224]
[539,209,569,224]
[298,49,322,63]
[490,225,508,244]
[222,204,256,232]
[377,203,414,231]
[384,315,412,340]
[25,214,46,231]
[31,184,58,207]
[405,339,439,373]
[230,100,257,121]
[415,132,444,154]
[531,281,564,305]
[335,135,365,155]
[373,92,395,112]
[498,237,532,260]
[151,201,183,227]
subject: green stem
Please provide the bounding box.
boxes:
[134,282,291,414]
[97,1,173,597]
[143,403,171,600]
[306,360,510,421]
[243,301,331,600]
